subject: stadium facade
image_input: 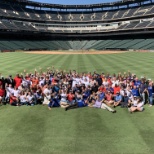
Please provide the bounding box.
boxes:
[0,0,154,50]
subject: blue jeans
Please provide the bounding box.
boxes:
[20,102,28,105]
[149,96,153,105]
[141,93,145,104]
[48,99,60,108]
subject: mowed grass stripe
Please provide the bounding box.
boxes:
[1,52,154,79]
[58,55,74,70]
[78,55,88,72]
[0,106,47,153]
[86,54,105,73]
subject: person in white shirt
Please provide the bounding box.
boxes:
[19,91,27,105]
[6,84,14,101]
[43,92,51,105]
[72,75,81,88]
[89,78,96,87]
[120,86,125,97]
[39,76,45,86]
[125,86,132,98]
[103,78,109,87]
[13,87,20,98]
[82,78,89,88]
[22,78,30,89]
[128,97,144,113]
[43,85,51,95]
[60,89,69,108]
[111,77,119,88]
[26,92,35,106]
[82,74,89,82]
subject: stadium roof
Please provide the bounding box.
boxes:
[5,0,152,9]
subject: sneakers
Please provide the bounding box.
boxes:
[112,110,116,113]
[149,105,153,107]
[128,108,132,113]
[48,107,51,110]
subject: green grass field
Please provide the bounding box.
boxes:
[0,51,154,154]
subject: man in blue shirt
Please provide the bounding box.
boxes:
[132,85,140,97]
[134,78,141,87]
[99,91,105,102]
[114,92,122,107]
[121,93,130,108]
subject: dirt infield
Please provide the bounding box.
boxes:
[25,51,127,55]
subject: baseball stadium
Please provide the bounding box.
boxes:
[0,0,154,153]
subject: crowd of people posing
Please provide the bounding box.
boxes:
[0,67,153,113]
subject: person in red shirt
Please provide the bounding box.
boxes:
[113,84,120,96]
[98,84,106,93]
[0,85,5,104]
[14,74,22,88]
[9,93,19,106]
[67,90,75,104]
[32,77,39,87]
[104,91,114,106]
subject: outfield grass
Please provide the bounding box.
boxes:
[0,52,154,79]
[0,52,154,154]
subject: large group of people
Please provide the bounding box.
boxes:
[0,67,153,113]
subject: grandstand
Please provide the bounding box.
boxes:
[0,0,154,51]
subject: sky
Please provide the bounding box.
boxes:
[31,0,118,5]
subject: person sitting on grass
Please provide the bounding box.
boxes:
[9,93,20,106]
[87,91,97,107]
[42,92,51,105]
[114,92,122,108]
[67,90,75,105]
[65,93,88,111]
[90,94,116,113]
[104,90,114,106]
[82,88,91,104]
[121,93,130,108]
[19,91,27,105]
[60,89,69,108]
[128,97,144,113]
[0,85,5,105]
[26,92,35,106]
[34,90,43,105]
[48,92,60,110]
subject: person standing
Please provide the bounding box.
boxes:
[14,74,22,88]
[147,82,154,107]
